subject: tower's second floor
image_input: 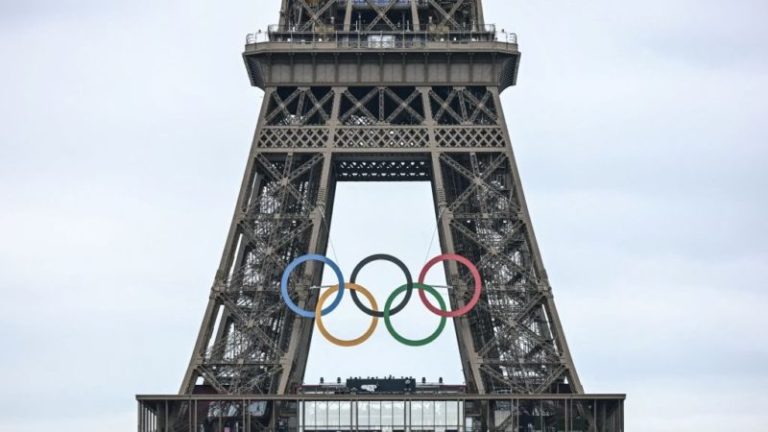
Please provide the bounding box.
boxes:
[244,0,519,90]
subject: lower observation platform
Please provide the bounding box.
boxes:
[136,393,625,432]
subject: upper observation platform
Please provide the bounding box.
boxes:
[243,25,520,90]
[243,0,519,89]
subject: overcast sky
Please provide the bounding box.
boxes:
[1,0,767,431]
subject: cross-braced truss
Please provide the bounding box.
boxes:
[266,87,334,126]
[256,86,505,150]
[437,152,580,393]
[358,0,401,31]
[430,86,499,126]
[281,0,483,32]
[427,0,476,30]
[340,87,425,126]
[285,0,339,32]
[182,153,330,395]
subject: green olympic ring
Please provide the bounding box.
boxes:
[383,283,447,347]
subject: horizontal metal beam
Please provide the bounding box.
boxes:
[138,393,626,402]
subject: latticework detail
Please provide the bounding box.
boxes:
[280,0,482,33]
[257,127,329,148]
[340,87,425,126]
[426,0,478,31]
[335,127,429,148]
[185,153,327,395]
[265,87,333,126]
[438,152,577,393]
[436,127,506,148]
[285,0,338,32]
[430,86,499,126]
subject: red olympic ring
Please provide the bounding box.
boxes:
[417,254,483,318]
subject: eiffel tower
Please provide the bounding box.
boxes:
[137,1,625,430]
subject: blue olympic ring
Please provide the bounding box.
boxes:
[280,254,345,318]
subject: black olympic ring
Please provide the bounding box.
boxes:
[349,254,413,318]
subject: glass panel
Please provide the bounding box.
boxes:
[534,400,546,432]
[594,399,623,432]
[358,401,370,428]
[570,400,593,432]
[370,401,381,427]
[304,402,315,427]
[493,399,514,431]
[230,401,245,432]
[544,399,567,432]
[244,400,270,431]
[518,400,538,432]
[422,401,434,427]
[411,401,423,427]
[275,401,298,432]
[382,401,394,427]
[446,401,459,427]
[316,401,328,428]
[393,401,406,427]
[328,401,340,427]
[340,402,352,428]
[435,401,446,427]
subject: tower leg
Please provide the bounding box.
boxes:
[181,150,334,395]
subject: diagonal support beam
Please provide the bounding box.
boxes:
[427,0,463,29]
[365,0,400,31]
[297,0,337,31]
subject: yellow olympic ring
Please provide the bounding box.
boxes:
[315,283,378,347]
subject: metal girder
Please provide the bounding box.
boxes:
[428,0,463,29]
[364,0,400,31]
[280,0,483,33]
[383,87,425,124]
[340,88,380,124]
[431,89,465,124]
[431,87,499,125]
[435,151,581,393]
[340,87,427,126]
[294,0,337,31]
[265,90,301,124]
[266,88,334,126]
[180,152,329,395]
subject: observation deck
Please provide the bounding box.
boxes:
[243,25,520,90]
[138,393,625,431]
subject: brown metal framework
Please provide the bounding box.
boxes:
[179,0,584,400]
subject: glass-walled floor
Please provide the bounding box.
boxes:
[137,395,624,432]
[301,400,464,430]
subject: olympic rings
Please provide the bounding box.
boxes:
[281,254,345,318]
[350,254,413,318]
[279,253,483,347]
[384,283,447,347]
[315,283,378,347]
[418,254,482,318]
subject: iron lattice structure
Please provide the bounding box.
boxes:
[181,0,583,398]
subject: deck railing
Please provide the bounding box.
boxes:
[245,26,518,48]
